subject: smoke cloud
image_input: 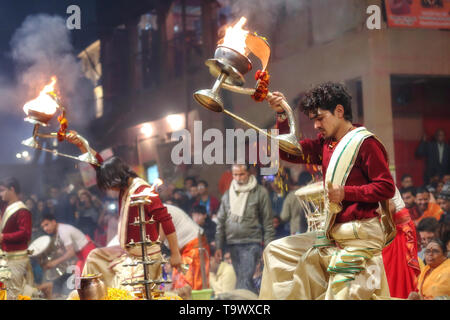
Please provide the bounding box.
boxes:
[226,0,366,45]
[0,14,94,164]
[6,14,93,125]
[227,0,307,34]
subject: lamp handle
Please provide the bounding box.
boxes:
[74,133,100,166]
[220,83,299,142]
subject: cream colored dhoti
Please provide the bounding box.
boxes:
[82,244,162,292]
[259,217,390,300]
[2,252,36,300]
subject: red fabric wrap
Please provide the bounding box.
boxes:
[119,185,176,244]
[382,208,420,298]
[76,236,97,273]
[172,236,210,290]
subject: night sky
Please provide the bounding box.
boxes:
[0,0,98,164]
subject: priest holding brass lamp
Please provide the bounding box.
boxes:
[193,17,397,300]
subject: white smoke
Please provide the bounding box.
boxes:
[7,14,93,125]
[228,0,307,33]
[227,0,366,46]
[0,75,19,114]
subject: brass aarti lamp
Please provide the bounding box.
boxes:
[193,17,302,156]
[21,77,99,166]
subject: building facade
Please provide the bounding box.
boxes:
[80,0,450,195]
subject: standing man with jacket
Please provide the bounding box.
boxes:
[215,164,275,294]
[415,129,450,185]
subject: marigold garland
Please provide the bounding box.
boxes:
[252,70,270,102]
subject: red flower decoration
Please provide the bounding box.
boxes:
[57,112,68,142]
[252,70,270,102]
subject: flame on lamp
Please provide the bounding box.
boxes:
[23,77,59,116]
[222,17,249,55]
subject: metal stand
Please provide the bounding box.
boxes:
[120,195,171,300]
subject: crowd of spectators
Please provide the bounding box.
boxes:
[399,172,450,300]
[24,185,117,248]
[156,168,318,297]
[15,148,449,299]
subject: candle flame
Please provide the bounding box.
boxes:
[23,76,59,116]
[222,17,249,55]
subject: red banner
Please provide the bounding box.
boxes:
[385,0,450,29]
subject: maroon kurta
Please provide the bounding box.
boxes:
[277,119,395,223]
[0,201,32,252]
[119,185,176,244]
[93,154,176,243]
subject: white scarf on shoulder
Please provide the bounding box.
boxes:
[118,177,161,256]
[229,175,258,223]
[1,201,28,233]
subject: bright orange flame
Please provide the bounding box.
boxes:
[23,77,59,115]
[222,17,249,55]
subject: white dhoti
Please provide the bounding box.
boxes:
[82,244,162,292]
[259,232,332,300]
[2,252,36,300]
[325,217,390,300]
[259,217,391,300]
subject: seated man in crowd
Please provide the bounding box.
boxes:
[400,186,417,211]
[191,205,216,245]
[194,180,220,218]
[412,187,443,224]
[273,216,290,240]
[416,217,439,262]
[400,174,414,189]
[437,184,450,224]
[209,246,236,296]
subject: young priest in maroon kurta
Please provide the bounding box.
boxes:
[0,177,34,299]
[0,203,32,253]
[64,131,182,269]
[0,179,32,254]
[268,86,395,223]
[259,82,396,300]
[276,121,395,223]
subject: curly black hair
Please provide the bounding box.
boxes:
[299,82,353,122]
